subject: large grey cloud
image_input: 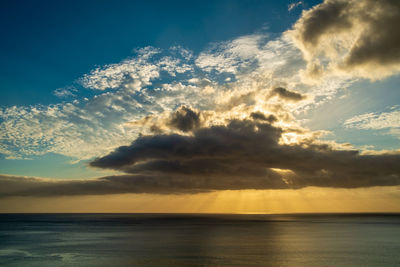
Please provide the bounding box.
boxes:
[90,118,400,188]
[0,116,400,197]
[291,0,400,79]
[1,117,400,197]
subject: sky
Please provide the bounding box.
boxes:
[1,0,400,213]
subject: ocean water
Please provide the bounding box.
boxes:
[0,213,399,266]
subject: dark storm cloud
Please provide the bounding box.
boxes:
[270,87,305,101]
[291,0,400,78]
[90,120,283,169]
[167,106,201,132]
[1,119,400,197]
[88,119,400,190]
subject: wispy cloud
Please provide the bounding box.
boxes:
[53,86,77,98]
[344,106,400,138]
[288,1,304,12]
[81,47,174,91]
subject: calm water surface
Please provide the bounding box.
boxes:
[0,213,399,266]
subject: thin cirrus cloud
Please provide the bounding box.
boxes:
[288,1,304,12]
[53,86,77,98]
[344,107,400,138]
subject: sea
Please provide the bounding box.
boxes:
[0,213,399,266]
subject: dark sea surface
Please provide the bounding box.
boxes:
[0,213,399,266]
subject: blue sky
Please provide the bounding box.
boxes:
[1,0,400,188]
[1,0,320,107]
[0,0,324,178]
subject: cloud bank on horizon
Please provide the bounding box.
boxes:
[1,0,400,197]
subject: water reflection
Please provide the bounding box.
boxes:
[0,214,399,266]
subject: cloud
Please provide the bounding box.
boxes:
[344,107,400,138]
[89,119,400,191]
[0,47,209,160]
[195,35,266,74]
[168,106,201,132]
[250,112,277,123]
[288,1,304,12]
[270,87,306,101]
[0,171,287,197]
[0,31,354,160]
[80,47,163,91]
[125,106,204,135]
[1,117,400,197]
[2,2,399,199]
[290,0,400,80]
[90,119,282,170]
[53,86,77,98]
